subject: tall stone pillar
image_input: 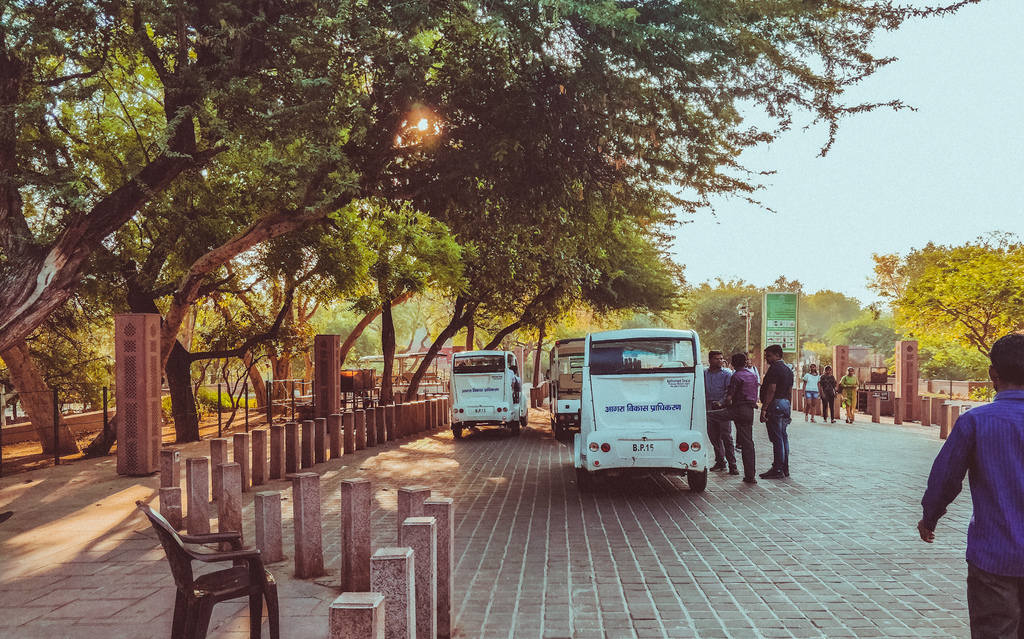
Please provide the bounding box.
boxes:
[115,314,162,475]
[315,334,342,420]
[895,340,920,422]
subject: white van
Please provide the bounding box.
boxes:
[450,350,528,439]
[573,328,708,492]
[548,338,585,440]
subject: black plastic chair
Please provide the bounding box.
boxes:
[136,501,280,639]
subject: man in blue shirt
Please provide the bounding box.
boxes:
[704,350,737,474]
[919,333,1024,637]
[759,344,794,480]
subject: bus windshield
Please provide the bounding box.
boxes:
[589,338,696,375]
[453,355,505,374]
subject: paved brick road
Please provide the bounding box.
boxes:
[0,408,971,638]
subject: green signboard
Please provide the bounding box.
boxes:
[763,292,799,354]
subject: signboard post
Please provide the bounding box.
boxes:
[762,292,799,355]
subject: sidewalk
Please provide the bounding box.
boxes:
[0,409,971,638]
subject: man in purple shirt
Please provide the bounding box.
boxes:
[725,352,759,484]
[919,333,1024,637]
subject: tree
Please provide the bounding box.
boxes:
[876,237,1024,355]
[681,279,764,357]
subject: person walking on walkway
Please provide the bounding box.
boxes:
[704,351,737,474]
[838,367,858,423]
[725,352,759,484]
[818,365,838,423]
[919,333,1024,638]
[802,363,821,422]
[759,344,794,480]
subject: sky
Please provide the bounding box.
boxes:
[668,0,1024,306]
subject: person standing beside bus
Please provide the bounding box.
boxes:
[759,344,794,480]
[725,352,760,484]
[704,351,737,474]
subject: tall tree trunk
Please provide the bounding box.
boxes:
[483,320,526,350]
[465,320,475,351]
[244,351,267,410]
[166,341,201,442]
[339,291,414,366]
[406,298,476,398]
[533,324,545,387]
[0,340,81,455]
[380,298,397,405]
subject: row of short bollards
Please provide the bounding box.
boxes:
[156,395,453,639]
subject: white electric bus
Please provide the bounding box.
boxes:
[548,337,585,440]
[450,350,528,439]
[573,328,709,492]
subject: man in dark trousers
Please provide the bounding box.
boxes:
[759,344,793,480]
[919,333,1024,637]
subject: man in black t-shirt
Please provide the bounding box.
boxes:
[759,344,794,479]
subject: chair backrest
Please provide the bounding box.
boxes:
[136,501,195,592]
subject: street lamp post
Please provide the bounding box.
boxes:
[737,299,752,356]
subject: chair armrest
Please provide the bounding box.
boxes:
[190,548,263,564]
[180,531,243,550]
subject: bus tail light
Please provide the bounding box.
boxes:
[691,442,701,451]
[589,442,599,452]
[679,442,689,452]
[600,443,611,453]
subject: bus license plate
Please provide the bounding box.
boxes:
[474,408,487,414]
[631,442,656,453]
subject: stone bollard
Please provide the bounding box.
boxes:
[270,423,286,480]
[160,449,181,488]
[290,472,325,579]
[408,401,419,434]
[252,428,269,486]
[233,432,251,492]
[400,516,437,639]
[442,397,450,426]
[210,438,229,503]
[893,397,903,425]
[921,397,933,427]
[375,406,387,445]
[315,417,328,463]
[424,498,454,639]
[355,410,367,450]
[344,412,357,455]
[185,457,211,534]
[341,479,373,591]
[372,548,415,639]
[432,398,440,430]
[254,492,284,564]
[366,408,378,448]
[394,403,406,439]
[159,486,183,530]
[397,486,431,541]
[870,394,881,424]
[329,414,344,459]
[941,405,961,440]
[385,404,396,441]
[932,399,946,431]
[285,422,301,474]
[218,463,243,545]
[301,420,315,469]
[329,592,385,639]
[417,401,427,433]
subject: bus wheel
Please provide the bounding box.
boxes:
[510,421,521,436]
[575,467,593,492]
[452,426,463,439]
[519,414,528,428]
[553,422,564,440]
[687,469,708,493]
